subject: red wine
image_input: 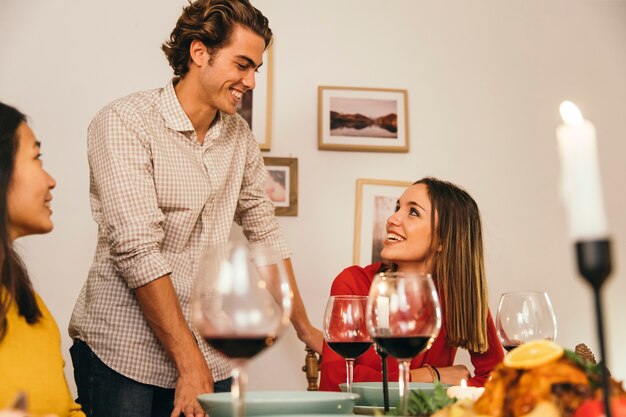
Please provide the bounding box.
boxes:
[373,336,431,359]
[503,342,523,352]
[327,341,372,359]
[204,336,273,359]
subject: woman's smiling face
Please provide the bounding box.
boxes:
[7,122,56,241]
[380,183,437,274]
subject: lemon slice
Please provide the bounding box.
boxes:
[503,340,564,369]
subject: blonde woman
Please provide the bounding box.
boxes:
[320,177,504,391]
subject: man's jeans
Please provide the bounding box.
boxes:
[70,339,232,417]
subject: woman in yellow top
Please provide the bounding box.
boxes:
[0,101,84,417]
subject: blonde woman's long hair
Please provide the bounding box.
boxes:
[416,177,489,353]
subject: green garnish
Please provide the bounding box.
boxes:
[391,381,457,416]
[564,349,603,389]
[564,349,600,374]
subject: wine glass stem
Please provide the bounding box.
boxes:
[345,358,355,393]
[398,360,411,416]
[231,359,248,417]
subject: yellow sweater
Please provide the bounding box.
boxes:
[0,290,84,417]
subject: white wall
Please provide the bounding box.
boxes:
[1,0,624,394]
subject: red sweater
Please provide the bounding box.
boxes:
[319,263,504,391]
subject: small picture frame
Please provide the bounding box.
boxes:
[353,178,412,265]
[318,86,409,152]
[237,46,273,151]
[263,157,298,216]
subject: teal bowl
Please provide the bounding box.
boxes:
[339,382,450,407]
[197,391,360,417]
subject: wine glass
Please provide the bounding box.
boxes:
[191,242,292,417]
[496,291,557,351]
[323,295,373,393]
[366,272,442,416]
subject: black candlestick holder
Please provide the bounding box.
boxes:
[576,239,612,417]
[376,345,390,413]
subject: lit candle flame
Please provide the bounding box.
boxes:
[559,101,584,126]
[460,379,467,388]
[556,100,608,240]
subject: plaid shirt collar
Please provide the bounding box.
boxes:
[159,78,224,141]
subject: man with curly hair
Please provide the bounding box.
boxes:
[68,1,322,416]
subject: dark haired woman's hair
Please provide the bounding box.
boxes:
[416,177,489,353]
[382,177,489,353]
[0,102,42,340]
[162,0,273,77]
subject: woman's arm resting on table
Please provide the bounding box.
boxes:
[411,365,471,385]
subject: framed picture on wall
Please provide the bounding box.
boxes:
[263,157,298,216]
[353,178,412,265]
[237,46,273,151]
[318,86,409,152]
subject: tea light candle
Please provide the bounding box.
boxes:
[446,379,485,402]
[556,101,608,240]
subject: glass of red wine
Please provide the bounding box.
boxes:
[323,295,373,393]
[496,291,557,351]
[192,242,292,417]
[366,272,442,416]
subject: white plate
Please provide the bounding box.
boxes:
[197,391,359,417]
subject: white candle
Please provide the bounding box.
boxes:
[377,296,390,328]
[446,379,485,401]
[556,101,608,241]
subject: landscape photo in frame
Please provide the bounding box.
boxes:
[318,86,409,152]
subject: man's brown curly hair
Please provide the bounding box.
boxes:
[162,0,272,77]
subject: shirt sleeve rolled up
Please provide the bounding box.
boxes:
[88,104,172,289]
